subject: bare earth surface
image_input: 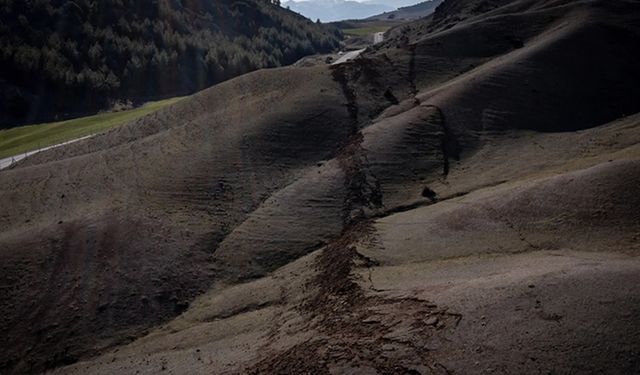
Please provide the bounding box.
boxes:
[1,0,640,373]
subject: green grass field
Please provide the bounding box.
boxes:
[342,26,390,36]
[336,19,398,37]
[0,97,184,159]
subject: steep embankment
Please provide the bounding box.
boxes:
[1,0,639,373]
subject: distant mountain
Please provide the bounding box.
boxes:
[284,0,394,22]
[368,0,435,6]
[367,0,443,20]
[0,0,341,127]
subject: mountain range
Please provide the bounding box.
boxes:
[284,0,395,22]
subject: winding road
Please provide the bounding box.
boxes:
[332,31,385,65]
[0,135,93,171]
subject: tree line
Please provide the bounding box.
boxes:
[0,0,341,127]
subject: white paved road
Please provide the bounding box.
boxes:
[332,32,385,65]
[332,48,366,65]
[0,135,93,171]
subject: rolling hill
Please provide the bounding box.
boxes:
[1,0,639,373]
[367,0,444,20]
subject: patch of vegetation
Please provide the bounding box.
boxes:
[342,26,390,37]
[0,97,184,159]
[331,20,398,37]
[0,0,341,127]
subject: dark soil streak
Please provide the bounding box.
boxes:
[331,65,359,134]
[408,44,418,96]
[248,221,460,374]
[423,104,461,177]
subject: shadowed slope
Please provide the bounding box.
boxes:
[0,66,397,372]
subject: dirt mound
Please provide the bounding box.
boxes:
[363,158,640,265]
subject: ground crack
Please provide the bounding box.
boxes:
[248,222,460,374]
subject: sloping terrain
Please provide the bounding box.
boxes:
[367,0,444,21]
[1,0,639,373]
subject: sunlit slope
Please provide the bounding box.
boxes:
[0,98,184,159]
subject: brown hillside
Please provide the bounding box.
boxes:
[1,0,639,373]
